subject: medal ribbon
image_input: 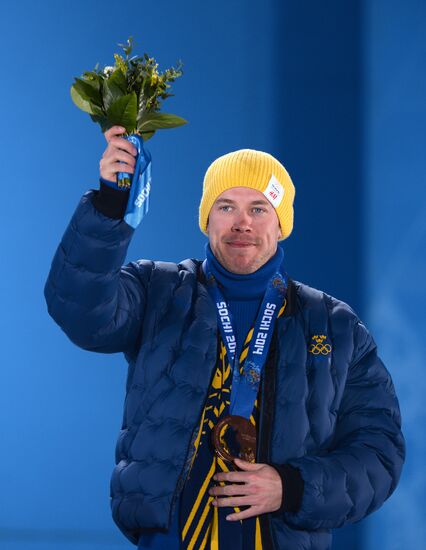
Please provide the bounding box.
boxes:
[117,134,152,229]
[205,264,288,419]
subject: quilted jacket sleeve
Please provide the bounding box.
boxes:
[281,319,405,530]
[44,189,150,354]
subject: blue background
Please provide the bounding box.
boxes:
[0,1,424,548]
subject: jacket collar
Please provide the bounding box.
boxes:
[183,258,297,317]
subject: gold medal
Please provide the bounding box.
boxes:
[212,415,256,464]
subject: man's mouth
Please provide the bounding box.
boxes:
[225,240,256,248]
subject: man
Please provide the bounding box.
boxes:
[44,127,405,549]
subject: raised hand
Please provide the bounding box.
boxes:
[99,126,138,183]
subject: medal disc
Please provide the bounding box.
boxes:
[212,415,256,464]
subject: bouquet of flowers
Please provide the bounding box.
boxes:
[70,36,187,140]
[70,38,186,229]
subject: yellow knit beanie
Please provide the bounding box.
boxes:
[199,149,295,240]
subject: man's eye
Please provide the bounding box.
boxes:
[252,207,264,214]
[220,205,232,212]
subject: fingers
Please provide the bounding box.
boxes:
[108,136,138,156]
[104,125,126,142]
[100,129,138,182]
[209,463,283,519]
[212,495,253,508]
[209,483,253,498]
[100,153,136,182]
[213,471,253,484]
[100,161,135,180]
[233,458,263,471]
[104,148,137,166]
[225,507,261,521]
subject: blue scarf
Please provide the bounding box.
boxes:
[203,243,285,359]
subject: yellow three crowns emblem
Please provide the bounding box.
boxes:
[308,334,332,356]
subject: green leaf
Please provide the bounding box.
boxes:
[71,85,93,114]
[70,85,104,116]
[103,70,127,111]
[141,131,155,141]
[109,68,127,92]
[106,92,137,133]
[137,112,188,133]
[90,114,111,133]
[82,71,102,91]
[73,77,102,106]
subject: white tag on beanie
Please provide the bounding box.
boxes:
[263,174,284,207]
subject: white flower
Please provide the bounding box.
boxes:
[103,66,114,77]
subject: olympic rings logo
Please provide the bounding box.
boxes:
[308,334,332,356]
[308,343,332,355]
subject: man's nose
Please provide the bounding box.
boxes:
[231,210,252,232]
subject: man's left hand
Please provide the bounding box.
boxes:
[208,458,283,521]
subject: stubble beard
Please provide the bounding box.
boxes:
[212,243,275,275]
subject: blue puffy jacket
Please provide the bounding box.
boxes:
[44,190,405,549]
